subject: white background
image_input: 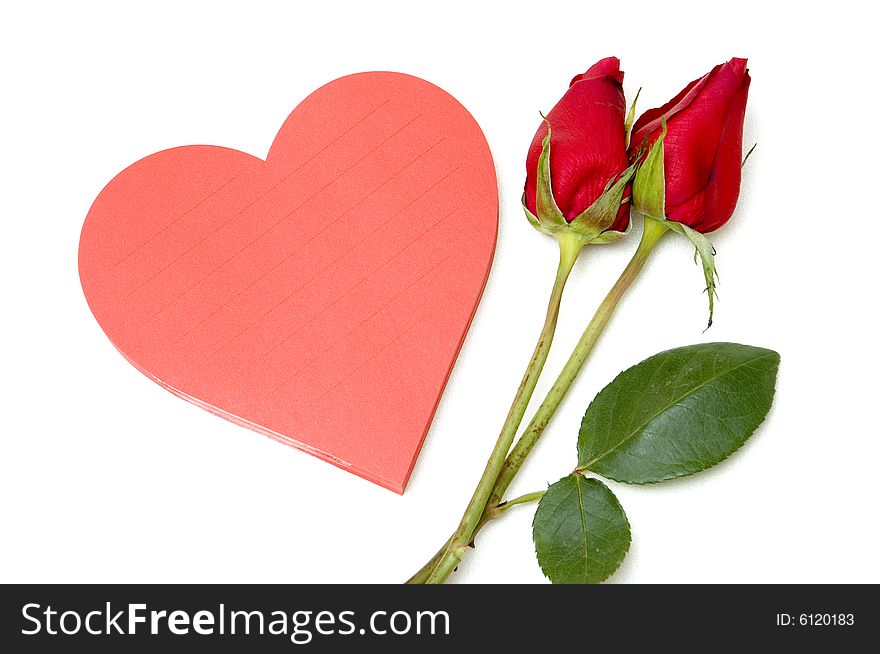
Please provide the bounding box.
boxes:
[1,1,877,584]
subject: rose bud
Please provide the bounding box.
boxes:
[421,62,639,569]
[630,57,751,233]
[523,57,636,251]
[629,58,752,326]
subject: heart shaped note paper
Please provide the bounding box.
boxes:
[79,72,498,492]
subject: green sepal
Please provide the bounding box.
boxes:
[664,219,719,329]
[742,142,757,168]
[534,118,568,232]
[624,87,641,150]
[632,118,667,220]
[567,160,638,241]
[591,215,631,244]
[521,198,543,233]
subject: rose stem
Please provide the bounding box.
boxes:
[421,233,582,584]
[406,491,545,584]
[423,218,669,584]
[486,218,668,507]
[406,540,450,584]
[404,491,546,584]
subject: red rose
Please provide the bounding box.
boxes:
[629,58,751,233]
[524,57,630,232]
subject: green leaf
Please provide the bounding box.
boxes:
[532,474,630,584]
[577,343,779,484]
